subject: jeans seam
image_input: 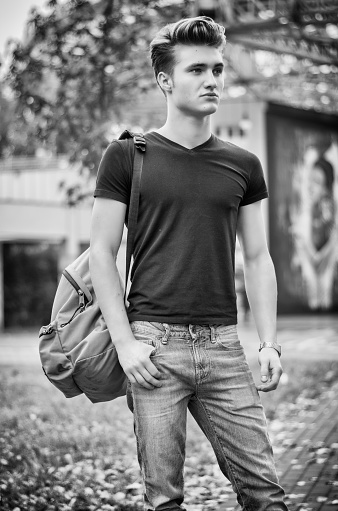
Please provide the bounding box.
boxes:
[194,395,245,507]
[198,345,211,383]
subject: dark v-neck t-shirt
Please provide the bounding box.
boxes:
[94,132,268,324]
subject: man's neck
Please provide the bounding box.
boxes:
[156,113,212,150]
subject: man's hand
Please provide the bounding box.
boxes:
[116,340,162,390]
[256,348,283,392]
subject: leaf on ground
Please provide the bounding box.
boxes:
[316,496,328,502]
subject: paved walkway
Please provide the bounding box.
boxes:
[278,391,338,511]
[0,315,338,510]
[223,315,338,510]
[222,384,338,510]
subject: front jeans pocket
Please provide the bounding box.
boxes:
[130,322,161,356]
[214,325,243,351]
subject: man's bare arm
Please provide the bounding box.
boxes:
[90,198,162,389]
[237,201,283,392]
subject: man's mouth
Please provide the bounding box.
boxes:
[202,93,219,98]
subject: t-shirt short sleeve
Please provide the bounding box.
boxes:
[93,141,131,204]
[240,153,269,206]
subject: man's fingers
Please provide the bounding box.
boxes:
[132,373,157,390]
[257,366,283,392]
[258,349,283,392]
[129,357,162,390]
[118,341,162,389]
[139,365,162,388]
[143,356,161,379]
[270,365,283,386]
[260,363,269,383]
[257,380,277,392]
[128,367,160,390]
[139,347,162,385]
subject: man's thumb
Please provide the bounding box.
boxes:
[260,364,269,383]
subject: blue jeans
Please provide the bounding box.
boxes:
[127,322,288,511]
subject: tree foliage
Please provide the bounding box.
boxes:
[6,0,190,200]
[0,86,41,158]
[0,89,15,158]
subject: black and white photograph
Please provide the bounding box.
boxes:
[1,2,338,511]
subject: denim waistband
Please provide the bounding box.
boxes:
[130,321,237,344]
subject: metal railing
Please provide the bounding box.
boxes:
[0,156,94,205]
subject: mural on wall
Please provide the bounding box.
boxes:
[267,107,338,313]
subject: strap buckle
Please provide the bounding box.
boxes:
[133,135,146,152]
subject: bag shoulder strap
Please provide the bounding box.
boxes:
[118,130,146,298]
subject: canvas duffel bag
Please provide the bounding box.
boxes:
[38,131,145,403]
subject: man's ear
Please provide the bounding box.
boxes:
[157,72,173,93]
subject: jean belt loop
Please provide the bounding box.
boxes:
[161,323,170,344]
[188,324,197,341]
[210,325,216,343]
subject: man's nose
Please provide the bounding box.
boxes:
[204,71,217,88]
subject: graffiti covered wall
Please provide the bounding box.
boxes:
[267,104,338,313]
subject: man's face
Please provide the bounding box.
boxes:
[309,165,326,202]
[169,44,225,117]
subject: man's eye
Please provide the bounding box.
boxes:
[191,68,202,73]
[214,68,223,76]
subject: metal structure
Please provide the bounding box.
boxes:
[194,0,338,114]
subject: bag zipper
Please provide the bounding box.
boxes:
[60,289,86,328]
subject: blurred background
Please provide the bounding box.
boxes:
[1,5,338,510]
[0,0,338,330]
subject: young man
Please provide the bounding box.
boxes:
[90,16,288,511]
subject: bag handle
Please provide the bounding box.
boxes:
[118,130,146,300]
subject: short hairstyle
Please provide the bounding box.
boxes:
[150,16,226,84]
[313,157,334,192]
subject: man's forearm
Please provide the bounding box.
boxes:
[90,247,162,388]
[89,248,134,346]
[243,251,278,343]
